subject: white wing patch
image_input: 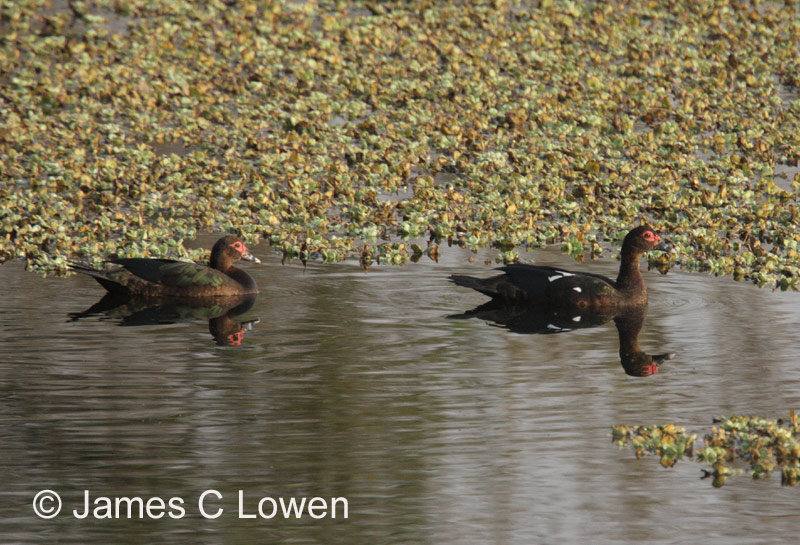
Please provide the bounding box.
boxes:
[572,316,581,322]
[573,287,582,293]
[547,323,570,332]
[547,271,576,282]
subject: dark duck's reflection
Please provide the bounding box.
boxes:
[449,226,674,376]
[613,308,674,376]
[68,293,259,346]
[449,302,673,376]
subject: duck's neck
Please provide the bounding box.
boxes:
[210,253,231,272]
[616,249,645,292]
[615,309,645,358]
[225,266,258,291]
[615,307,659,376]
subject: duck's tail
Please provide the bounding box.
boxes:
[448,274,503,298]
[69,261,126,294]
[448,274,484,290]
[68,261,103,277]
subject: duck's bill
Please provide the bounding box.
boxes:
[242,318,260,329]
[654,237,672,252]
[242,252,261,264]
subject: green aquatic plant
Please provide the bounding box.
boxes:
[613,411,800,487]
[611,423,696,468]
[1,0,800,287]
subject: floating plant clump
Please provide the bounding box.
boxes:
[2,1,800,286]
[611,424,696,469]
[613,411,800,487]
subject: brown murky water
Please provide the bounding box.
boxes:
[1,235,799,544]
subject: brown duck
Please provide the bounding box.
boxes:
[70,236,260,297]
[449,226,664,310]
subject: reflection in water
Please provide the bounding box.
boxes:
[68,294,259,346]
[614,308,675,376]
[450,302,674,376]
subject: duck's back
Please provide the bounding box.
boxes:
[450,264,626,309]
[500,264,620,308]
[108,258,254,297]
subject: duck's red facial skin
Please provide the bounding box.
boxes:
[642,230,660,243]
[231,240,247,256]
[227,330,244,346]
[641,362,659,376]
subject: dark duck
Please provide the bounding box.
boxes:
[449,226,664,310]
[70,236,260,297]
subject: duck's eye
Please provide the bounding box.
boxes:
[232,241,244,252]
[642,231,656,242]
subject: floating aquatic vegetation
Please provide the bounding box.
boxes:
[611,424,696,469]
[613,411,800,487]
[1,1,800,286]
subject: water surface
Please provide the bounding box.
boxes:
[1,238,799,544]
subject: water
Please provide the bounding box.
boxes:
[1,236,799,544]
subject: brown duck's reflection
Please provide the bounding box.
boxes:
[449,302,673,377]
[69,294,259,346]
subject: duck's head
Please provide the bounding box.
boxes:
[622,350,675,377]
[622,225,664,255]
[210,236,261,270]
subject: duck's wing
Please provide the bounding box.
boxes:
[498,264,616,296]
[157,261,231,288]
[108,258,180,283]
[450,264,618,301]
[111,258,229,288]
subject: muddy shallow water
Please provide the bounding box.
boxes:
[1,237,799,544]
